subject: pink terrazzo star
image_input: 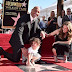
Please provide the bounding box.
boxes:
[11,13,20,26]
[22,1,27,7]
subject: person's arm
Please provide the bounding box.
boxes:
[46,29,60,37]
[48,17,54,25]
[40,31,46,39]
[35,19,46,39]
[11,16,25,49]
[17,21,25,46]
[53,38,72,46]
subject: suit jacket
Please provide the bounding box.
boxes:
[62,15,72,24]
[9,14,41,49]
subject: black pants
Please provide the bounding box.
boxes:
[3,47,21,62]
[53,43,70,55]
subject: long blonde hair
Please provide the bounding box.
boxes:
[59,21,72,40]
[50,11,55,18]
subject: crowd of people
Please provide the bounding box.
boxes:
[0,6,72,66]
[39,8,72,33]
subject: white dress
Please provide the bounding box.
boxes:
[57,16,62,27]
[28,46,41,59]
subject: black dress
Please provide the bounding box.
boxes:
[53,35,70,55]
[46,17,57,33]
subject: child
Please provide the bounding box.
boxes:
[23,37,41,66]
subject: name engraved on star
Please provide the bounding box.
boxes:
[5,1,27,11]
[6,1,26,7]
[5,12,17,16]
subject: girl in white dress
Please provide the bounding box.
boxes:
[23,37,41,66]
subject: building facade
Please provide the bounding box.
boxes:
[39,0,72,20]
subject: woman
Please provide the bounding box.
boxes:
[57,10,65,28]
[46,11,57,33]
[48,21,72,62]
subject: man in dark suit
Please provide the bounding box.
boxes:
[0,6,46,62]
[62,8,72,24]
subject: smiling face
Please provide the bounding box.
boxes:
[51,11,55,17]
[31,41,39,49]
[62,25,68,33]
[67,8,71,15]
[31,6,40,18]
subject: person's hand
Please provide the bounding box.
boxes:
[53,22,57,24]
[45,34,51,37]
[40,31,46,39]
[50,18,54,21]
[45,34,49,37]
[26,61,33,66]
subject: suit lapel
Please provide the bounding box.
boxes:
[66,15,70,20]
[26,14,38,35]
[66,15,72,20]
[27,21,31,36]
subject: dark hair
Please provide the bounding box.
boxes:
[61,10,65,18]
[29,37,41,46]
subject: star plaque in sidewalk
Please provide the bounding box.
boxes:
[11,13,20,26]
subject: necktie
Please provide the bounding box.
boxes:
[69,15,71,20]
[31,20,34,24]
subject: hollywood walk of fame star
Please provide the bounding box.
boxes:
[22,1,27,7]
[11,12,20,26]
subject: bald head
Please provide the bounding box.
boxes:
[31,6,40,18]
[33,6,40,10]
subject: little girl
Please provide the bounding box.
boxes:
[23,37,41,66]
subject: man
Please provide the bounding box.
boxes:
[39,16,47,31]
[0,6,46,62]
[62,8,72,24]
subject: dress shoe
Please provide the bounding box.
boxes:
[0,47,4,55]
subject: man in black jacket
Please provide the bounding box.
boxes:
[0,6,46,62]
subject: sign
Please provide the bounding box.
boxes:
[3,0,29,28]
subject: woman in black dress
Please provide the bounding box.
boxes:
[47,21,72,62]
[46,11,57,33]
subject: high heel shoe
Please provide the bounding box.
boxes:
[64,55,67,63]
[54,55,58,62]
